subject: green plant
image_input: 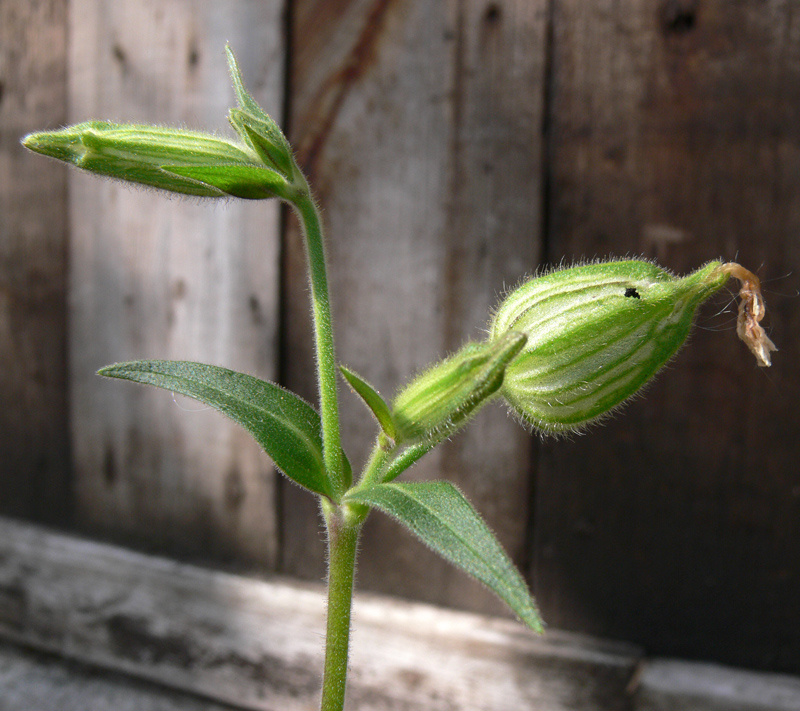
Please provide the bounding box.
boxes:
[23,46,776,711]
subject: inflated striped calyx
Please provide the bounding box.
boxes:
[490,259,775,434]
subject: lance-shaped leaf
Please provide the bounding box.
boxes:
[99,360,334,498]
[339,365,397,444]
[346,481,543,632]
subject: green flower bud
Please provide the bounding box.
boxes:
[393,331,527,444]
[490,259,775,434]
[22,121,293,200]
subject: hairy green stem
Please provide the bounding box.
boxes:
[354,440,437,494]
[356,442,391,489]
[291,189,346,496]
[320,501,364,711]
[380,442,435,483]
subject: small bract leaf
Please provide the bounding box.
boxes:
[339,365,397,443]
[229,109,296,181]
[163,163,291,200]
[346,481,543,632]
[98,360,333,498]
[225,45,272,122]
[226,46,295,180]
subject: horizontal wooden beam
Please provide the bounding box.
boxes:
[0,516,637,710]
[1,517,798,710]
[635,659,800,711]
[0,639,233,711]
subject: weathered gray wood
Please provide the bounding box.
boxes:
[68,1,285,566]
[0,516,640,711]
[5,0,799,686]
[5,517,800,711]
[633,659,800,711]
[0,640,233,711]
[534,0,800,672]
[282,0,548,616]
[0,0,70,523]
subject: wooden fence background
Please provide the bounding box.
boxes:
[2,0,799,679]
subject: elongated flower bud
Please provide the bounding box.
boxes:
[22,121,293,200]
[490,259,774,434]
[393,331,527,444]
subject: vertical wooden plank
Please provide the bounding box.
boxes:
[283,0,548,617]
[69,1,285,567]
[0,1,70,524]
[536,0,800,672]
[432,0,547,614]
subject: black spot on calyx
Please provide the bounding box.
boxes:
[624,287,641,299]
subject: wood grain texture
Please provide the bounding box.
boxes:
[0,516,641,711]
[5,517,800,710]
[68,1,285,567]
[4,0,799,682]
[633,659,800,711]
[0,641,236,711]
[534,0,800,673]
[0,1,70,523]
[282,0,548,617]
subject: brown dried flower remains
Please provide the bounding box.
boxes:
[718,263,778,367]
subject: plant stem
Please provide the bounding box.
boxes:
[380,441,435,483]
[352,441,436,494]
[320,501,363,711]
[356,442,391,489]
[291,189,346,496]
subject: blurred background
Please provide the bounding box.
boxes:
[2,0,798,683]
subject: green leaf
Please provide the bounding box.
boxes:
[225,46,296,179]
[229,109,296,181]
[346,481,543,632]
[163,164,291,200]
[225,45,271,122]
[339,365,397,442]
[99,360,333,498]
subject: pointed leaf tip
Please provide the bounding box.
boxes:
[340,365,397,443]
[225,45,267,120]
[347,481,544,632]
[225,47,297,183]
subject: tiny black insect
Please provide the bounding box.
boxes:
[624,287,641,299]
